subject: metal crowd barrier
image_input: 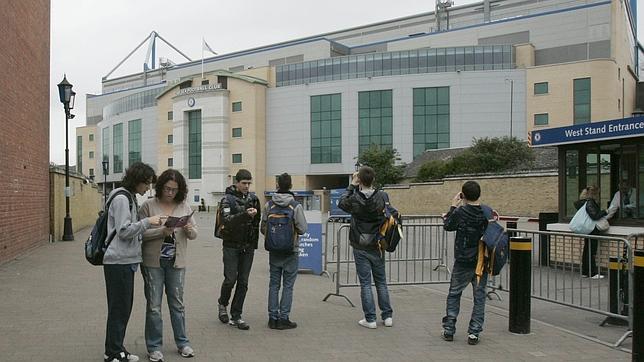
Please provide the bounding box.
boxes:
[323,223,452,306]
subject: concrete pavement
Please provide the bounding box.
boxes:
[0,212,630,361]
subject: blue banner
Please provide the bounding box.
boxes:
[530,116,644,147]
[298,223,322,274]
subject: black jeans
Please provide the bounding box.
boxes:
[582,228,600,276]
[104,264,136,358]
[218,246,254,320]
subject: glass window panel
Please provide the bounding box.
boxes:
[413,88,425,105]
[370,108,381,117]
[320,95,331,111]
[428,49,437,71]
[534,82,548,95]
[382,107,392,117]
[437,87,449,104]
[382,90,392,107]
[446,48,455,71]
[358,92,369,108]
[391,52,400,75]
[418,49,428,71]
[331,94,341,111]
[534,113,549,126]
[369,91,381,108]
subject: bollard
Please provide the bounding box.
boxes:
[506,221,517,239]
[509,237,531,334]
[633,250,644,362]
[600,257,629,326]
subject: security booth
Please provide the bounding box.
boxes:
[530,115,644,234]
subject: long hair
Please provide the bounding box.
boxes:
[155,169,188,203]
[580,185,599,201]
[121,162,156,193]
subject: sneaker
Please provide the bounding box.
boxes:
[441,330,454,341]
[148,351,164,362]
[358,319,377,329]
[229,318,250,330]
[278,318,298,330]
[467,334,480,345]
[178,346,194,358]
[384,317,393,327]
[218,304,229,324]
[268,318,279,329]
[104,352,140,362]
[591,274,605,279]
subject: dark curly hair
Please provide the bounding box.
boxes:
[155,169,188,203]
[121,162,156,193]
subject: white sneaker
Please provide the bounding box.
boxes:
[104,352,140,362]
[384,317,393,327]
[591,274,605,279]
[148,350,163,362]
[178,345,195,358]
[358,319,377,329]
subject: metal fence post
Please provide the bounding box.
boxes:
[538,212,557,266]
[633,250,644,362]
[509,237,531,334]
[601,256,629,326]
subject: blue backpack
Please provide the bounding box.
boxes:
[480,205,509,276]
[264,199,299,253]
[85,190,134,266]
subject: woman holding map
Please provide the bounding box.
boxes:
[139,169,198,361]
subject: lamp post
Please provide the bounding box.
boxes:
[57,75,76,241]
[102,160,109,209]
[355,161,361,172]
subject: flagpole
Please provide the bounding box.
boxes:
[201,37,204,79]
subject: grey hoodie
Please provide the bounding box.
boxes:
[260,192,308,253]
[103,187,151,265]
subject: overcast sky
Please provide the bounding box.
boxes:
[49,0,643,165]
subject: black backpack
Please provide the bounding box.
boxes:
[85,190,134,265]
[376,193,403,253]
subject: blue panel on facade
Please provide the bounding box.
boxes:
[530,116,644,147]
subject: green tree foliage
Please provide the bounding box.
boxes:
[415,137,534,181]
[358,145,405,187]
[416,160,447,181]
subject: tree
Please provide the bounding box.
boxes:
[416,160,447,182]
[358,145,404,187]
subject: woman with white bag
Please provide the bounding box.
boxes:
[571,185,608,279]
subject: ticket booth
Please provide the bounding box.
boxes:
[530,115,644,236]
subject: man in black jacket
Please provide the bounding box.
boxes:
[339,166,393,329]
[441,181,488,345]
[217,169,261,330]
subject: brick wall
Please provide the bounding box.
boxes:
[384,172,559,217]
[0,1,51,264]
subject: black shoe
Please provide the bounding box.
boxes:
[218,304,229,324]
[467,334,480,345]
[268,319,279,329]
[278,318,297,330]
[441,330,453,342]
[229,318,250,330]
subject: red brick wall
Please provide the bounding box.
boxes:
[0,1,51,263]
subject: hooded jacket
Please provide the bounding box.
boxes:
[260,191,308,254]
[103,187,151,265]
[338,184,387,251]
[220,185,261,250]
[443,204,488,266]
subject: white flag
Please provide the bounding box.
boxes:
[203,39,217,55]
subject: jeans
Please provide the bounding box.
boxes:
[103,264,135,358]
[442,262,488,336]
[353,249,393,323]
[141,259,189,352]
[582,229,600,276]
[268,252,299,320]
[218,246,254,320]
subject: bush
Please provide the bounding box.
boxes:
[416,160,447,182]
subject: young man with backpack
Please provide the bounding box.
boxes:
[338,166,393,329]
[260,173,307,330]
[441,181,489,345]
[216,169,261,330]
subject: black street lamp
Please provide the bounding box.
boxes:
[57,75,76,241]
[102,160,109,209]
[354,161,361,172]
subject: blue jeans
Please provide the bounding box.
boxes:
[353,249,393,323]
[268,252,299,320]
[141,259,189,352]
[442,262,488,336]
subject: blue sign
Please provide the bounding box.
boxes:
[530,116,644,147]
[298,223,322,274]
[329,188,351,219]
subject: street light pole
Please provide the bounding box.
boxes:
[509,79,514,138]
[58,75,75,241]
[102,160,109,209]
